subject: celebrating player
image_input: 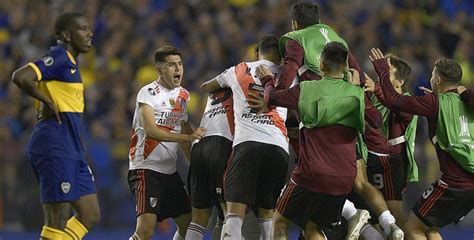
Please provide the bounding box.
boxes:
[127,46,205,240]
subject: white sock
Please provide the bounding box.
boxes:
[257,217,273,240]
[212,218,224,240]
[378,210,396,235]
[342,200,357,220]
[360,223,384,240]
[221,213,243,240]
[173,230,184,240]
[185,222,206,240]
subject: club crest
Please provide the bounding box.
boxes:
[61,182,71,194]
[150,197,157,208]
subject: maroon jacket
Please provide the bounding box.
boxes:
[373,58,474,190]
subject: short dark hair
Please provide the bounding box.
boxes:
[55,12,84,39]
[255,34,279,55]
[389,55,412,87]
[290,1,320,28]
[153,46,182,65]
[320,42,348,73]
[434,59,462,84]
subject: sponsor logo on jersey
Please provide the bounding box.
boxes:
[150,197,157,208]
[42,56,54,66]
[61,182,71,194]
[70,68,77,74]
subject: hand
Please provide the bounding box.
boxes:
[44,100,62,124]
[247,92,269,115]
[419,86,433,95]
[348,68,360,86]
[364,73,375,92]
[255,65,273,79]
[458,85,467,94]
[369,48,385,61]
[190,127,206,141]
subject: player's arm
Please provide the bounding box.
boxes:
[459,86,474,107]
[11,64,61,123]
[276,39,304,90]
[140,103,205,142]
[179,121,195,161]
[201,78,222,93]
[369,48,438,117]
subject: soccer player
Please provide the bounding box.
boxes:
[201,35,289,240]
[252,42,365,240]
[364,55,418,225]
[185,88,234,240]
[274,2,402,239]
[368,48,474,240]
[128,46,206,240]
[11,12,99,240]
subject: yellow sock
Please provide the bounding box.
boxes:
[40,226,65,240]
[62,217,88,240]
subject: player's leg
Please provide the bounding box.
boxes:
[30,154,83,239]
[41,203,70,239]
[303,221,325,240]
[127,169,163,239]
[352,159,402,238]
[211,206,225,240]
[273,210,292,240]
[66,193,100,240]
[174,213,192,240]
[367,154,405,226]
[186,137,214,239]
[342,199,371,240]
[407,179,472,240]
[63,159,100,240]
[256,144,289,240]
[164,172,192,239]
[222,142,260,240]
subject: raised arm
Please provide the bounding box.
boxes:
[369,48,438,117]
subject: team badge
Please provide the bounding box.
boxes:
[169,98,175,107]
[42,56,54,66]
[148,88,156,96]
[61,182,71,194]
[150,197,157,208]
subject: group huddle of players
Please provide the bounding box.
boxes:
[12,1,474,240]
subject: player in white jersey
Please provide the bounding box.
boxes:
[201,35,289,240]
[185,88,234,240]
[128,46,205,240]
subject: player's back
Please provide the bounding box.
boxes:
[199,88,234,141]
[216,60,288,153]
[27,45,85,160]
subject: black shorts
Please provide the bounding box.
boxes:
[128,169,191,221]
[224,141,289,209]
[188,136,232,211]
[412,179,474,228]
[366,152,404,201]
[276,180,347,229]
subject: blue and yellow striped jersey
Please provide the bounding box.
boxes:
[27,45,85,159]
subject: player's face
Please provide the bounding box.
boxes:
[389,66,402,89]
[158,55,184,89]
[69,16,93,53]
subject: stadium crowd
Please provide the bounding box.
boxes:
[0,0,473,235]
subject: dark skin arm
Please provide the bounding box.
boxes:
[11,65,62,123]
